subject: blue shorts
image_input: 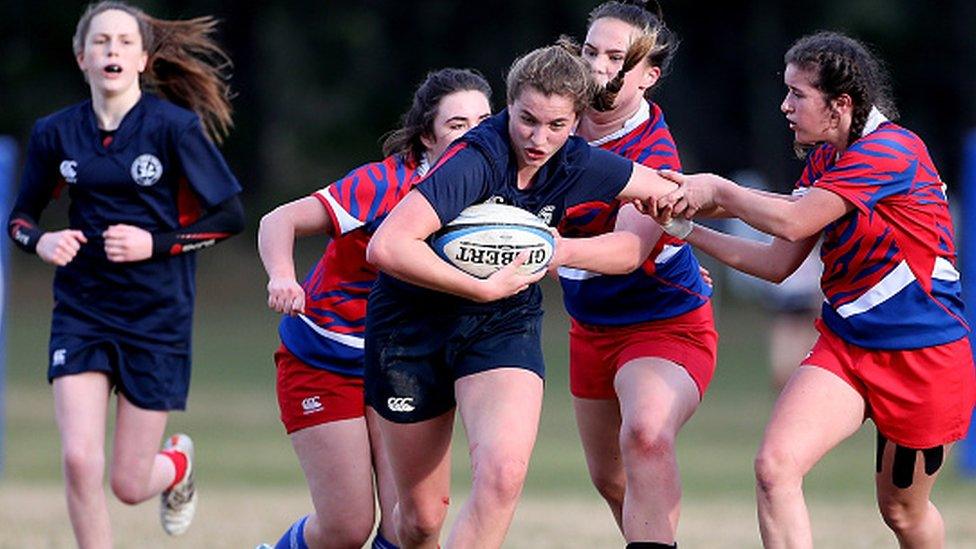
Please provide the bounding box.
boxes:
[48,333,191,411]
[364,297,545,424]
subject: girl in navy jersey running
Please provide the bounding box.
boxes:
[257,68,491,549]
[656,31,975,547]
[365,43,684,549]
[556,2,715,547]
[7,2,243,544]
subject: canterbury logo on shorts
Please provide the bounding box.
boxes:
[387,397,416,413]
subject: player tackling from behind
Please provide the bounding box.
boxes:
[654,31,976,548]
[257,68,492,549]
[7,1,243,545]
[556,2,716,547]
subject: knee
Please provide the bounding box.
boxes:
[878,494,929,534]
[620,421,675,463]
[397,499,449,545]
[754,445,803,496]
[109,471,145,505]
[589,471,625,508]
[314,519,373,549]
[471,453,529,505]
[61,446,104,489]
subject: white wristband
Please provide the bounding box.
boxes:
[661,217,695,240]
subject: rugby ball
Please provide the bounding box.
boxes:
[432,203,555,279]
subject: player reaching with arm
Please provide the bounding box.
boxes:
[654,31,975,548]
[542,3,717,547]
[7,2,243,545]
[257,68,492,549]
[364,43,682,549]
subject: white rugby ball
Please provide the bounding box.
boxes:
[432,203,555,279]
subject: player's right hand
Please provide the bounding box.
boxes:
[36,229,87,266]
[477,251,547,302]
[267,277,305,316]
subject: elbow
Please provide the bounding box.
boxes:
[777,218,816,243]
[365,233,391,269]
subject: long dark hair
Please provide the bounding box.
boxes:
[584,0,679,111]
[74,1,234,142]
[382,68,492,163]
[785,31,899,148]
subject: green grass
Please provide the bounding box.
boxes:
[3,248,976,546]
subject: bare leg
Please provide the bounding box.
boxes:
[755,366,865,549]
[614,358,700,543]
[377,410,455,549]
[291,417,376,548]
[367,406,400,545]
[876,440,952,548]
[447,368,544,549]
[53,372,112,549]
[110,393,172,504]
[573,397,625,533]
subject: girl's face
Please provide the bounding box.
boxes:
[781,63,849,147]
[76,9,147,97]
[508,87,578,170]
[582,17,659,111]
[421,89,492,163]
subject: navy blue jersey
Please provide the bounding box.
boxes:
[14,94,241,350]
[374,110,633,312]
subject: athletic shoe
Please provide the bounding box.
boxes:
[160,433,197,536]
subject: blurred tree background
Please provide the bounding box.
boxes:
[1,0,974,218]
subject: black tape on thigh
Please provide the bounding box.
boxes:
[922,445,944,475]
[891,444,917,489]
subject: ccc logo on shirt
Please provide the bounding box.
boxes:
[131,154,163,186]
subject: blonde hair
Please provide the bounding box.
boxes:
[505,44,596,115]
[73,1,234,142]
[585,0,679,111]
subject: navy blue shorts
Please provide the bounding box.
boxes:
[365,299,545,424]
[48,333,191,411]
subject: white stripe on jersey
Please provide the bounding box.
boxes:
[586,101,651,147]
[933,257,960,282]
[298,313,364,349]
[835,260,914,318]
[317,189,365,235]
[654,244,683,265]
[558,266,600,281]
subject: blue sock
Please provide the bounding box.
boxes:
[274,515,310,549]
[371,530,400,549]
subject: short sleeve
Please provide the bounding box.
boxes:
[414,142,491,225]
[312,157,412,237]
[569,146,634,207]
[175,119,242,208]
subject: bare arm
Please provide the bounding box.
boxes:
[685,225,819,283]
[658,172,853,242]
[553,204,660,274]
[366,191,545,303]
[257,196,333,315]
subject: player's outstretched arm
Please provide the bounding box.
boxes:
[367,191,545,303]
[553,204,660,275]
[686,226,819,283]
[258,196,333,315]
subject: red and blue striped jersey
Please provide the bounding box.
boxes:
[558,101,711,326]
[278,154,424,376]
[799,122,967,349]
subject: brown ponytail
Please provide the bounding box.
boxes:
[74,2,234,142]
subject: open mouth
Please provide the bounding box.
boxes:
[104,64,123,74]
[525,148,546,161]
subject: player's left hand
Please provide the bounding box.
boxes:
[103,224,153,262]
[657,170,725,219]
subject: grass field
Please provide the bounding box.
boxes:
[2,246,976,547]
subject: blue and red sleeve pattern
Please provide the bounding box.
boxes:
[312,154,422,237]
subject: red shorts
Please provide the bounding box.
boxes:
[275,344,365,434]
[803,320,976,448]
[570,302,718,400]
